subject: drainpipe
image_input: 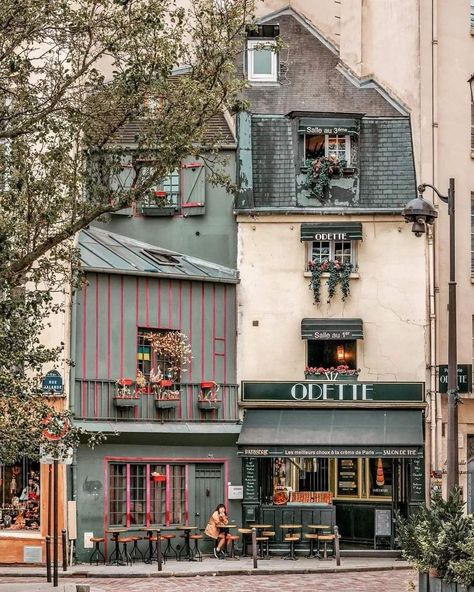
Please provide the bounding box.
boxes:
[428,226,437,473]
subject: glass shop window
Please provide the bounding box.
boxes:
[307,340,357,371]
[0,459,40,531]
[268,457,331,505]
[335,458,393,500]
[368,458,393,498]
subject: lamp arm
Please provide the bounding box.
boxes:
[418,183,448,204]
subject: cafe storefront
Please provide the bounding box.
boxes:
[238,381,425,550]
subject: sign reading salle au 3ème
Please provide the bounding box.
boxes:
[241,381,424,403]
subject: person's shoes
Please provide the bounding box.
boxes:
[219,550,226,560]
[213,548,219,559]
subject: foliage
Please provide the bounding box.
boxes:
[305,156,345,201]
[146,331,192,380]
[0,0,254,463]
[308,259,353,304]
[305,365,359,376]
[396,488,474,581]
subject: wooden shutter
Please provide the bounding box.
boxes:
[181,160,205,216]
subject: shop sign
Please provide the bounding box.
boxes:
[438,364,472,393]
[239,446,422,458]
[42,370,64,395]
[241,381,424,403]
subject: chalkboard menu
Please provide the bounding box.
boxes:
[410,457,424,502]
[243,458,258,502]
[375,509,392,537]
[337,459,359,496]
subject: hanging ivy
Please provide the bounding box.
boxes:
[305,156,345,201]
[308,259,353,304]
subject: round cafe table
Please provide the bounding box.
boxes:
[280,524,302,536]
[138,526,172,564]
[215,524,238,559]
[105,528,127,566]
[176,526,198,561]
[307,524,331,558]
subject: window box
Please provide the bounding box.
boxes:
[305,373,358,382]
[155,397,180,409]
[181,202,205,217]
[113,396,139,408]
[197,399,222,410]
[140,204,176,217]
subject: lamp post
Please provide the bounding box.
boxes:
[402,178,458,493]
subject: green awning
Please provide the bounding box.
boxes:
[300,222,363,241]
[298,117,359,135]
[301,318,363,340]
[237,409,424,458]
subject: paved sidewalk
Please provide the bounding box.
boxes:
[0,556,411,578]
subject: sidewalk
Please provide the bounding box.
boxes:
[0,556,411,579]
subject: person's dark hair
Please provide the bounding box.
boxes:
[215,503,227,514]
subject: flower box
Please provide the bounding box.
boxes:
[305,373,358,382]
[155,398,180,409]
[159,379,174,388]
[113,396,139,408]
[197,399,222,410]
[140,204,176,217]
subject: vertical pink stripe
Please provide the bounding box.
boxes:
[107,275,111,380]
[135,278,140,419]
[158,280,162,327]
[94,275,99,418]
[169,281,173,327]
[224,461,229,509]
[179,282,182,330]
[188,284,193,420]
[126,464,131,528]
[212,284,216,379]
[120,276,124,378]
[165,465,171,526]
[185,465,189,524]
[82,280,88,417]
[224,285,228,384]
[201,283,205,379]
[145,277,150,327]
[146,464,151,527]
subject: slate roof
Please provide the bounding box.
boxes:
[359,118,417,208]
[79,226,238,283]
[251,116,296,208]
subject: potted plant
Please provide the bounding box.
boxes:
[113,377,140,407]
[140,189,176,216]
[149,368,181,409]
[308,259,353,304]
[304,365,360,381]
[151,471,166,483]
[198,381,221,410]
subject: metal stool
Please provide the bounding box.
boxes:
[227,534,240,558]
[189,534,203,562]
[255,536,269,559]
[147,535,164,563]
[89,537,105,565]
[237,528,252,557]
[129,536,144,563]
[304,533,319,558]
[117,536,134,566]
[318,534,336,560]
[261,531,275,559]
[162,533,178,560]
[284,535,300,561]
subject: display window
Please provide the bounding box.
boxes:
[334,458,393,500]
[0,459,41,531]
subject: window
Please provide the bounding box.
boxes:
[0,459,40,531]
[310,240,355,266]
[307,339,357,371]
[305,134,351,164]
[247,39,277,82]
[335,458,393,499]
[137,329,179,381]
[161,170,180,207]
[109,462,185,527]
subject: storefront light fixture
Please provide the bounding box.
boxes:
[336,345,345,361]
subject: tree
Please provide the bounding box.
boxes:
[0,0,254,463]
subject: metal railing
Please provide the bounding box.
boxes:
[74,379,239,422]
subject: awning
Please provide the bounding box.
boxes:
[301,318,363,340]
[298,117,359,135]
[237,409,424,458]
[300,222,363,241]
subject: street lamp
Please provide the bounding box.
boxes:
[402,178,458,493]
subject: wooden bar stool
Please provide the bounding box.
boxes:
[189,533,203,562]
[318,534,336,560]
[89,537,105,565]
[227,534,240,558]
[129,536,144,563]
[237,528,252,557]
[284,534,300,561]
[304,533,319,558]
[261,531,275,559]
[117,536,134,566]
[162,533,178,560]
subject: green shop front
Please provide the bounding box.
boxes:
[238,381,425,550]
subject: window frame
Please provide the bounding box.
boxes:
[304,133,351,164]
[137,328,181,382]
[307,240,357,269]
[246,39,278,82]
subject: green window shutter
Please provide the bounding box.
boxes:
[181,160,206,216]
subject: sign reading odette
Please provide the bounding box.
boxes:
[438,364,472,393]
[241,381,424,403]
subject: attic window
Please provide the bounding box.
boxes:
[247,39,278,82]
[142,250,180,266]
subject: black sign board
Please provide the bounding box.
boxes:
[243,458,258,502]
[410,457,424,502]
[42,370,64,395]
[438,365,472,393]
[298,117,359,136]
[337,459,359,496]
[239,446,422,458]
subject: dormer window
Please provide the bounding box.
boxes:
[299,117,359,166]
[247,39,277,82]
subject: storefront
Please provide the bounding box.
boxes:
[238,381,425,549]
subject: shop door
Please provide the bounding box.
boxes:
[194,464,224,529]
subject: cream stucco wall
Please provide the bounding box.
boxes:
[237,216,428,384]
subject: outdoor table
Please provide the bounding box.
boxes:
[251,524,273,536]
[176,526,198,561]
[139,526,175,564]
[307,524,331,558]
[215,524,237,559]
[280,524,302,537]
[105,528,127,566]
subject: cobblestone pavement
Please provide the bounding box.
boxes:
[0,571,418,592]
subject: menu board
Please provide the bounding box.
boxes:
[410,457,424,502]
[243,458,258,502]
[337,459,359,496]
